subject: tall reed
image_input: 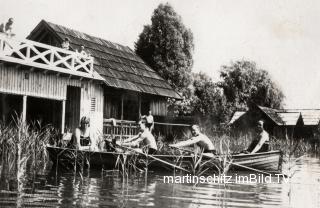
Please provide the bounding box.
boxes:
[0,117,56,189]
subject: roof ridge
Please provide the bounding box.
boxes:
[45,20,133,53]
[277,112,301,113]
[55,30,148,66]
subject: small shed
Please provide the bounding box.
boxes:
[229,105,307,139]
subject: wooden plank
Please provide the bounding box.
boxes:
[61,100,66,133]
[22,95,27,122]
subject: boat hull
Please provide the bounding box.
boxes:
[46,146,282,172]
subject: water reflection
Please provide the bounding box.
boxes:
[0,157,320,207]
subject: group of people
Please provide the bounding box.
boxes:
[71,112,270,156]
[61,37,91,58]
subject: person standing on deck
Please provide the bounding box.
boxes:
[169,125,216,155]
[72,116,98,151]
[0,18,15,37]
[246,120,270,153]
[146,110,154,132]
[77,45,88,57]
[61,37,70,50]
[120,117,157,154]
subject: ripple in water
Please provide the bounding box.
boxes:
[0,157,320,208]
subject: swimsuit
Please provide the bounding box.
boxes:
[80,135,91,146]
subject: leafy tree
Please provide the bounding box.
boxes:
[191,72,231,124]
[219,60,285,110]
[135,3,194,90]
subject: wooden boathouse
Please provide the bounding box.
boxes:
[0,20,181,136]
[228,105,320,139]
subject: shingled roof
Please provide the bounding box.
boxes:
[27,20,181,99]
[284,109,320,126]
[256,105,284,125]
[230,106,320,126]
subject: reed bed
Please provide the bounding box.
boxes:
[0,117,57,186]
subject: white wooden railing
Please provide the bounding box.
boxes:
[0,33,94,77]
[103,119,139,140]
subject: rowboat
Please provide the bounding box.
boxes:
[46,145,282,173]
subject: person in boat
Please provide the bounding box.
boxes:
[70,116,97,151]
[169,125,216,155]
[246,120,270,153]
[120,117,158,154]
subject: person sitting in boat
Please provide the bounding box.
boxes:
[120,117,158,154]
[246,120,270,153]
[71,116,97,151]
[169,125,216,155]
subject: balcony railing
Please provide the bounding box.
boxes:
[103,118,192,141]
[103,119,139,141]
[0,33,96,79]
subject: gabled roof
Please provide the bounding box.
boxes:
[228,111,246,125]
[277,112,302,126]
[256,105,284,125]
[283,109,320,126]
[229,106,320,127]
[27,20,181,99]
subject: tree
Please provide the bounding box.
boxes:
[219,60,285,111]
[191,72,231,125]
[135,3,194,90]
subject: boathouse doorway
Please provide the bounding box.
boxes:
[26,97,61,129]
[0,93,22,124]
[65,86,81,132]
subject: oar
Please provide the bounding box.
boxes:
[170,146,275,175]
[114,143,190,173]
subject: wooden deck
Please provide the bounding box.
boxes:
[0,33,102,80]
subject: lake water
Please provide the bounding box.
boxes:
[0,156,320,208]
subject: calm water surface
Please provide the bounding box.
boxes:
[0,157,320,208]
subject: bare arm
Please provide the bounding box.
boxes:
[251,135,268,154]
[123,133,141,143]
[89,130,98,149]
[74,128,82,149]
[170,137,200,148]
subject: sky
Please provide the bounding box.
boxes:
[1,0,320,108]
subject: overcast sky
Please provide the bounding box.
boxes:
[2,0,320,108]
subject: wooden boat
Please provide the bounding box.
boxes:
[46,145,282,173]
[230,150,282,172]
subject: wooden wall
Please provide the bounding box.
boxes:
[150,98,167,116]
[0,64,104,133]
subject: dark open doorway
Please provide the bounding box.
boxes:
[0,93,22,125]
[65,86,81,131]
[26,97,62,129]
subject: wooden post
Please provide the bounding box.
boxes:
[61,100,66,134]
[138,94,141,119]
[121,94,124,121]
[22,95,27,123]
[120,93,124,141]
